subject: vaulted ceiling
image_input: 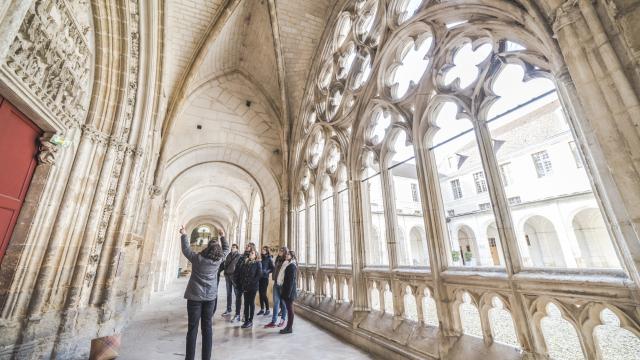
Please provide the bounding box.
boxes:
[158,0,337,239]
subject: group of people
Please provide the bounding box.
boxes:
[179,226,298,360]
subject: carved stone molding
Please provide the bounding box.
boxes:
[81,124,108,144]
[148,185,161,198]
[37,133,59,165]
[552,0,583,34]
[4,0,92,127]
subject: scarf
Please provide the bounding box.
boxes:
[277,260,290,286]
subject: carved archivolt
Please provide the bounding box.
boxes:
[4,0,93,128]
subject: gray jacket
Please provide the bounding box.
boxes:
[181,234,229,301]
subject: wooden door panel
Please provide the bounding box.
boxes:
[0,98,41,262]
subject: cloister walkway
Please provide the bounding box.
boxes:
[120,277,374,360]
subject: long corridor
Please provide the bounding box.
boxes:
[120,277,374,360]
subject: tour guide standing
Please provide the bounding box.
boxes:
[180,226,229,360]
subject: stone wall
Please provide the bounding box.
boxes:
[0,0,162,358]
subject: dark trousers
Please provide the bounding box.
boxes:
[258,278,270,310]
[186,299,216,360]
[225,277,234,312]
[233,285,243,316]
[243,289,257,323]
[284,299,294,330]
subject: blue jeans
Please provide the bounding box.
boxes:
[186,299,215,360]
[271,284,287,323]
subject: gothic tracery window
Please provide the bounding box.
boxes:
[291,1,631,357]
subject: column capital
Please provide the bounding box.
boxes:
[552,0,582,34]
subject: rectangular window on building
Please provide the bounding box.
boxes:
[473,171,488,193]
[499,162,512,186]
[479,202,491,211]
[411,183,419,202]
[532,150,553,177]
[450,179,463,199]
[569,141,583,168]
[508,196,522,205]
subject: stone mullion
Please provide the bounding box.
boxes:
[380,167,403,319]
[333,188,340,267]
[380,168,398,271]
[475,105,537,355]
[412,134,456,341]
[317,189,326,268]
[348,179,369,317]
[314,186,322,302]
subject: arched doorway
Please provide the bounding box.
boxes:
[523,216,565,267]
[572,208,619,268]
[409,226,429,266]
[486,222,501,266]
[457,225,478,266]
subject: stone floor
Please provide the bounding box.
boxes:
[120,277,374,360]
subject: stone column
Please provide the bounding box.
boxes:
[553,0,640,288]
[348,179,369,324]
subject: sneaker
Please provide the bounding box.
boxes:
[264,310,270,316]
[277,320,286,327]
[241,321,253,329]
[264,322,276,328]
[232,315,241,322]
[257,310,264,316]
[222,310,231,316]
[279,328,292,334]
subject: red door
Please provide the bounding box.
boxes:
[0,96,41,263]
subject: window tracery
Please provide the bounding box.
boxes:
[291,1,636,358]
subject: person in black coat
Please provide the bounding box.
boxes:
[278,250,298,334]
[257,246,275,316]
[231,242,256,323]
[238,249,262,328]
[221,244,240,316]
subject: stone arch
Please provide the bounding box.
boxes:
[161,145,281,247]
[456,225,479,266]
[572,208,619,268]
[409,226,428,266]
[522,215,564,268]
